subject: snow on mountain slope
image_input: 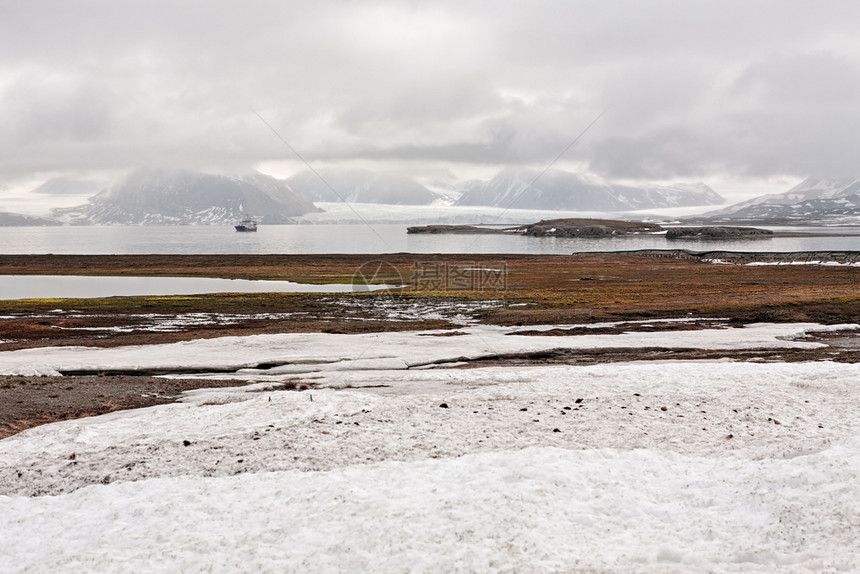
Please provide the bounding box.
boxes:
[704,177,860,222]
[455,168,724,210]
[287,168,440,205]
[52,168,321,225]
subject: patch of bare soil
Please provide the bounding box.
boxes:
[0,311,453,352]
[507,320,730,337]
[0,376,249,440]
[442,341,860,369]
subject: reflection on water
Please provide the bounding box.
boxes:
[0,224,860,255]
[0,275,383,300]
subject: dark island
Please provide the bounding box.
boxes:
[408,218,773,239]
[665,226,773,239]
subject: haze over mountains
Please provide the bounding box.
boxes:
[31,178,103,196]
[286,169,441,205]
[1,168,858,226]
[453,168,723,211]
[52,168,320,225]
[283,167,726,211]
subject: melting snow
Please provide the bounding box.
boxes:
[0,323,858,572]
[0,322,852,377]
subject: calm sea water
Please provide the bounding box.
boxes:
[0,275,392,300]
[1,224,860,255]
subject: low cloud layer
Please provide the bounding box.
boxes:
[2,1,859,189]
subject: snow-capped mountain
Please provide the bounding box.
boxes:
[702,177,860,223]
[454,168,724,211]
[286,169,441,205]
[31,178,103,196]
[53,168,321,225]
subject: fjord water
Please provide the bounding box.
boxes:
[2,224,860,255]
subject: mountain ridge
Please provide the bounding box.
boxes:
[696,177,860,224]
[53,168,321,225]
[453,168,724,211]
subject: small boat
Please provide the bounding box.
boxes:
[235,217,258,232]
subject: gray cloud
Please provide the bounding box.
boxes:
[2,0,860,189]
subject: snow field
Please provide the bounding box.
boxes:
[0,324,859,572]
[1,440,858,573]
[0,322,851,377]
[1,361,858,499]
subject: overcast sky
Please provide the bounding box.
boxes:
[2,0,860,198]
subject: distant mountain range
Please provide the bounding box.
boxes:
[53,168,320,225]
[3,169,859,226]
[699,177,860,224]
[286,168,441,205]
[284,167,727,211]
[453,168,724,211]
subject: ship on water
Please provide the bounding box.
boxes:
[234,217,258,232]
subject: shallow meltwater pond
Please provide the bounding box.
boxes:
[0,275,391,300]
